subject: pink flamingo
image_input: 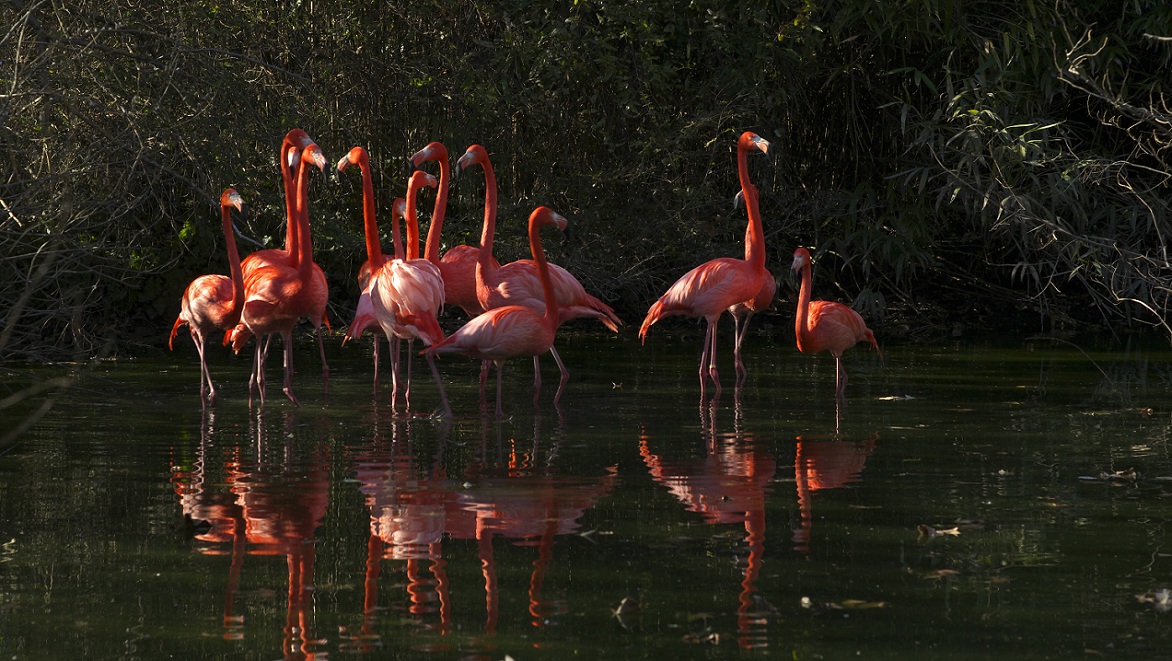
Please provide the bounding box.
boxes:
[424,207,567,417]
[639,132,771,396]
[235,142,328,407]
[337,146,395,385]
[728,191,777,385]
[168,188,246,405]
[409,141,498,319]
[234,129,331,388]
[791,246,881,399]
[369,171,451,416]
[455,145,621,402]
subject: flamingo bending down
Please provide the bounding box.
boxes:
[639,131,771,396]
[169,188,246,406]
[235,142,329,407]
[409,141,499,320]
[455,144,621,402]
[425,207,568,417]
[233,129,331,388]
[368,171,451,416]
[791,246,881,399]
[338,146,395,385]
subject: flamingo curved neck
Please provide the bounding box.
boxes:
[477,158,498,271]
[794,261,813,349]
[357,156,384,268]
[295,160,314,277]
[281,141,300,267]
[529,217,558,328]
[422,145,450,265]
[223,201,244,318]
[736,141,765,269]
[405,188,423,261]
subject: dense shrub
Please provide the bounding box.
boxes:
[1,0,1170,361]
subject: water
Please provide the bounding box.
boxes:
[2,327,1172,659]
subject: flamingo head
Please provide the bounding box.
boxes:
[302,144,328,173]
[531,206,569,233]
[407,170,438,197]
[741,131,771,159]
[221,188,245,213]
[791,247,811,278]
[408,141,447,170]
[336,145,368,174]
[391,197,407,221]
[453,144,488,180]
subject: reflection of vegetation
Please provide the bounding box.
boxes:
[0,248,76,449]
[2,1,1171,361]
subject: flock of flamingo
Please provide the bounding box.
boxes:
[169,129,882,415]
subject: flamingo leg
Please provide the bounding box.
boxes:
[426,352,452,418]
[532,356,542,407]
[281,330,300,407]
[371,336,380,392]
[698,321,712,396]
[192,332,213,407]
[707,318,722,396]
[834,354,848,400]
[548,346,569,405]
[316,326,329,394]
[734,312,752,385]
[388,334,402,409]
[405,338,415,410]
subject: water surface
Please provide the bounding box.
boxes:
[2,329,1171,659]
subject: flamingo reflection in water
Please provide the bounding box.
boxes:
[352,414,615,641]
[638,396,776,650]
[792,434,877,553]
[171,410,329,660]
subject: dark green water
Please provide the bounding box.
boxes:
[3,327,1172,659]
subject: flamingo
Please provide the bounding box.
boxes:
[455,145,621,402]
[337,146,396,385]
[424,206,568,417]
[368,171,451,416]
[235,142,329,407]
[409,141,499,319]
[233,129,331,388]
[639,131,771,396]
[728,191,777,385]
[168,188,246,406]
[791,246,882,399]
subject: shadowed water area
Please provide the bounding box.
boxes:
[3,329,1172,659]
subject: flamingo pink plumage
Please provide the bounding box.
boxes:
[455,144,620,402]
[169,188,246,406]
[234,142,329,407]
[337,146,393,384]
[368,171,451,416]
[639,132,771,396]
[409,141,499,319]
[234,129,331,387]
[425,207,568,417]
[791,246,881,399]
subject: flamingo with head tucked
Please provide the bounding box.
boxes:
[639,131,771,396]
[169,188,246,406]
[425,207,568,417]
[367,171,451,416]
[791,246,881,400]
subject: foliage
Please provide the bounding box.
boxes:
[1,0,1171,361]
